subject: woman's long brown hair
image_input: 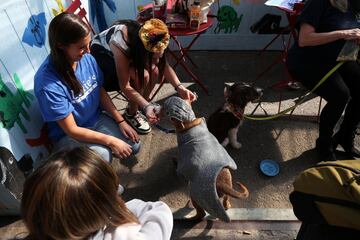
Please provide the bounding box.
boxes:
[21,147,139,240]
[48,13,90,96]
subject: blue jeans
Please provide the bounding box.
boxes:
[53,113,141,162]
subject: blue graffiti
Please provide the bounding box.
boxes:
[90,0,117,32]
[22,12,47,48]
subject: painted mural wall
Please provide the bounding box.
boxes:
[93,0,286,50]
[163,0,287,50]
[0,0,285,213]
[0,0,57,214]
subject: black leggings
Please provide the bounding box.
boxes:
[90,44,119,92]
[290,61,360,138]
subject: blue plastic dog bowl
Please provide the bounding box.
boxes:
[260,159,280,177]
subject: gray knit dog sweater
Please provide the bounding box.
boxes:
[163,97,237,222]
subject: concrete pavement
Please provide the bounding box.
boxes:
[1,51,359,240]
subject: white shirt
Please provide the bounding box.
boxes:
[90,199,173,240]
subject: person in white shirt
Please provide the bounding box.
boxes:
[21,147,173,240]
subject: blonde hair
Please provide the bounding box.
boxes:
[21,147,138,240]
[329,0,348,12]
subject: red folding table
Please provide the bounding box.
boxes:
[165,0,213,95]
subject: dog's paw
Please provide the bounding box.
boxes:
[185,213,206,222]
[231,141,242,149]
[223,196,232,210]
[223,200,232,210]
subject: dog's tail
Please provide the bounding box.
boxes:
[219,182,249,199]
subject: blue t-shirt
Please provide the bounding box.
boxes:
[287,0,360,70]
[34,53,104,142]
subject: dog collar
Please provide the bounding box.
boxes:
[177,118,203,133]
[222,102,244,120]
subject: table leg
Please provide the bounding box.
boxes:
[171,35,200,69]
[257,31,283,56]
[168,35,209,94]
[256,28,294,84]
[168,47,209,94]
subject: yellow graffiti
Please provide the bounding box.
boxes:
[52,0,65,16]
[137,5,144,12]
[232,0,241,5]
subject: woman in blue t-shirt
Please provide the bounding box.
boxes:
[286,0,360,161]
[34,13,140,162]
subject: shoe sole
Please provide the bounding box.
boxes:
[136,128,152,135]
[124,116,151,135]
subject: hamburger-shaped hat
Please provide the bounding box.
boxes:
[139,18,170,53]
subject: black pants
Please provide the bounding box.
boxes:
[289,61,360,139]
[90,44,119,92]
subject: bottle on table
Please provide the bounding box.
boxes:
[153,0,167,19]
[189,0,201,30]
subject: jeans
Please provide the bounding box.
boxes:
[53,113,141,162]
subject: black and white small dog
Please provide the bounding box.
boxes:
[207,82,263,149]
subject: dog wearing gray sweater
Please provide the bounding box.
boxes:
[162,96,249,222]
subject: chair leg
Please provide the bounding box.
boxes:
[119,91,129,101]
[278,91,283,114]
[111,91,129,102]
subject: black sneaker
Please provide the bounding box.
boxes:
[333,130,360,158]
[316,137,336,161]
[124,111,151,134]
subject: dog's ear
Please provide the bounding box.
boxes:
[224,83,232,88]
[224,84,231,98]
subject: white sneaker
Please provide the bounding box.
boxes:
[124,111,151,134]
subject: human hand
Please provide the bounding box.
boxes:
[340,28,360,41]
[108,137,133,159]
[177,85,197,102]
[144,103,161,124]
[119,121,139,143]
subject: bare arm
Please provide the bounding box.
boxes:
[57,113,133,159]
[164,63,181,87]
[164,63,197,102]
[110,42,149,108]
[298,22,360,47]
